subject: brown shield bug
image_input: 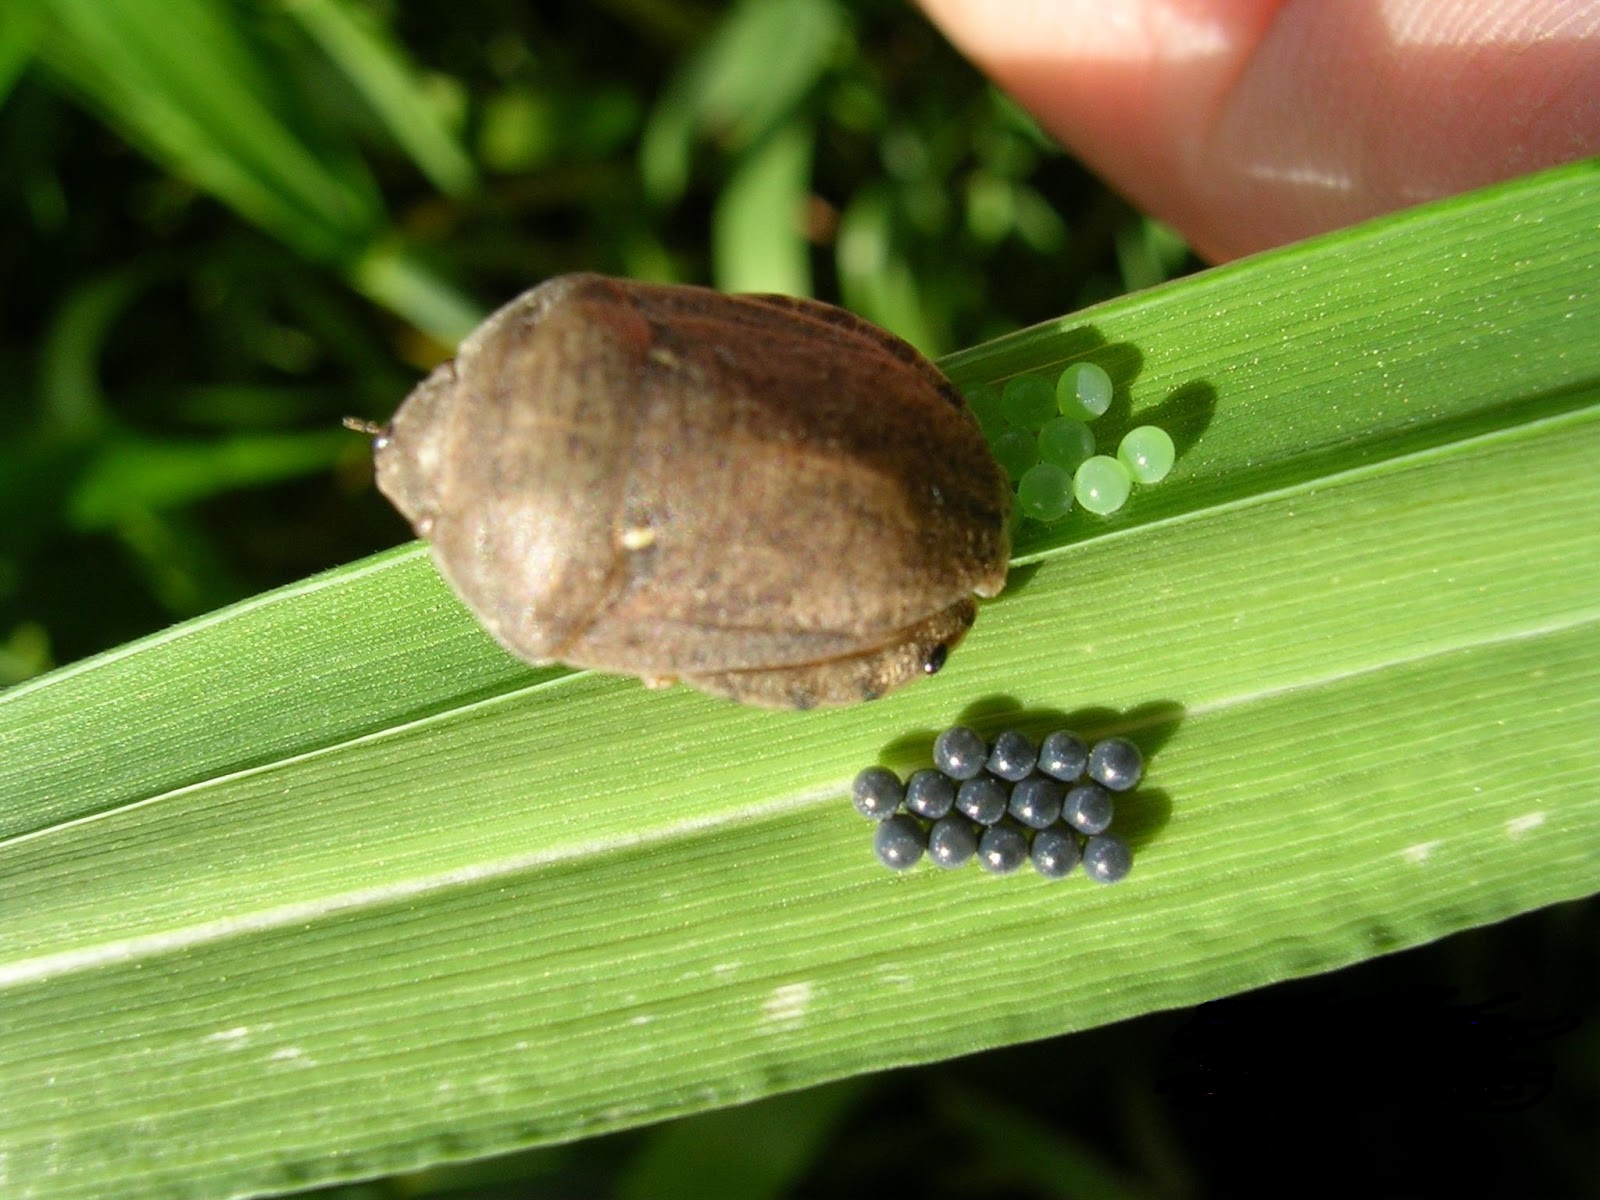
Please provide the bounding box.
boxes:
[360,273,1010,708]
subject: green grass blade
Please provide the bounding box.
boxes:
[65,430,354,530]
[712,119,815,295]
[38,0,383,262]
[837,183,946,352]
[282,0,477,199]
[3,162,1599,1200]
[348,243,487,348]
[0,0,42,110]
[35,0,476,343]
[0,544,539,839]
[640,0,841,203]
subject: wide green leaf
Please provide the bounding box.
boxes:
[3,161,1598,1200]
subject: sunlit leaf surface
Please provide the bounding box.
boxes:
[3,162,1598,1199]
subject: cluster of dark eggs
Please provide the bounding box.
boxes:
[852,727,1140,883]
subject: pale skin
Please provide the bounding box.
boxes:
[917,0,1600,262]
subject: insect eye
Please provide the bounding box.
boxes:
[923,643,949,674]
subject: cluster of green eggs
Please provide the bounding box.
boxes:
[851,727,1140,883]
[964,362,1174,524]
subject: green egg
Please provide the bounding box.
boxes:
[1073,455,1132,515]
[1056,362,1113,420]
[1037,417,1096,472]
[1000,374,1058,428]
[992,426,1040,482]
[963,383,1007,439]
[1017,462,1073,521]
[1118,425,1175,484]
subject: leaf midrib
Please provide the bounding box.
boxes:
[7,598,1594,991]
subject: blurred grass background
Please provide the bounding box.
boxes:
[1,1,1592,1196]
